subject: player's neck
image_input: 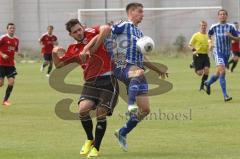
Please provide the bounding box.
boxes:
[128,19,139,26]
[7,33,14,38]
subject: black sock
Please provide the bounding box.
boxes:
[231,61,238,72]
[47,64,53,74]
[94,118,107,151]
[42,63,48,68]
[80,115,94,140]
[4,85,13,101]
[201,74,208,86]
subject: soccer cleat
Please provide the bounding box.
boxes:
[80,140,94,156]
[128,105,138,114]
[87,147,99,158]
[114,129,128,152]
[224,96,232,102]
[2,101,11,106]
[204,82,211,95]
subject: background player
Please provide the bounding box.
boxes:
[227,22,240,72]
[188,21,210,91]
[39,25,58,77]
[205,9,238,102]
[0,23,23,106]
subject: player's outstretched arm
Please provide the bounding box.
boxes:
[84,25,111,54]
[143,55,168,79]
[225,32,240,41]
[52,46,66,68]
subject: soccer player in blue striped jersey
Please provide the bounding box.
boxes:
[205,9,238,102]
[111,3,168,151]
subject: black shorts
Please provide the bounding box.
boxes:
[0,66,17,79]
[43,54,52,61]
[193,54,210,71]
[232,51,240,57]
[79,75,119,116]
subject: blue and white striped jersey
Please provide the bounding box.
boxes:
[208,23,238,55]
[111,20,144,68]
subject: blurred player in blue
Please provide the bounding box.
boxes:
[111,3,167,151]
[205,9,239,101]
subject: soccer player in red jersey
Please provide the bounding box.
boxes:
[227,22,240,72]
[39,25,58,77]
[0,23,23,106]
[52,19,118,158]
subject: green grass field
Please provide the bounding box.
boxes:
[1,56,240,159]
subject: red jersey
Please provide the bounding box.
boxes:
[0,34,19,66]
[231,40,240,52]
[39,33,57,54]
[59,27,112,80]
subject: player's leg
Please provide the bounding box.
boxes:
[127,65,145,112]
[88,75,119,157]
[40,54,49,72]
[200,55,210,91]
[79,99,95,156]
[3,66,17,105]
[47,59,53,76]
[194,55,205,90]
[230,53,239,72]
[218,55,232,101]
[204,53,221,95]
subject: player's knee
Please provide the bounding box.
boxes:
[139,107,150,117]
[196,70,202,76]
[78,100,94,114]
[96,107,108,120]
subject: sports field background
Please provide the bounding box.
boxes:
[0,55,240,159]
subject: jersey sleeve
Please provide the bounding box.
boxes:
[112,21,126,34]
[208,25,215,37]
[189,34,196,46]
[230,25,238,37]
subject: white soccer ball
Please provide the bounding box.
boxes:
[137,36,155,54]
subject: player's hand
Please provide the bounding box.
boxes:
[53,46,65,54]
[1,54,9,59]
[79,50,91,64]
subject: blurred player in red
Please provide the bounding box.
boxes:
[227,22,240,72]
[39,25,58,77]
[0,23,23,106]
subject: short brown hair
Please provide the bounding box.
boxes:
[126,3,143,13]
[48,25,54,29]
[218,9,228,16]
[7,23,15,29]
[65,19,82,33]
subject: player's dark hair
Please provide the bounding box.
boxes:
[126,3,143,13]
[65,19,82,33]
[48,25,54,29]
[218,9,228,16]
[7,23,15,29]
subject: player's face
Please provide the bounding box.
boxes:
[131,7,144,24]
[7,25,15,36]
[200,23,207,33]
[218,11,228,23]
[48,27,53,35]
[69,24,84,42]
